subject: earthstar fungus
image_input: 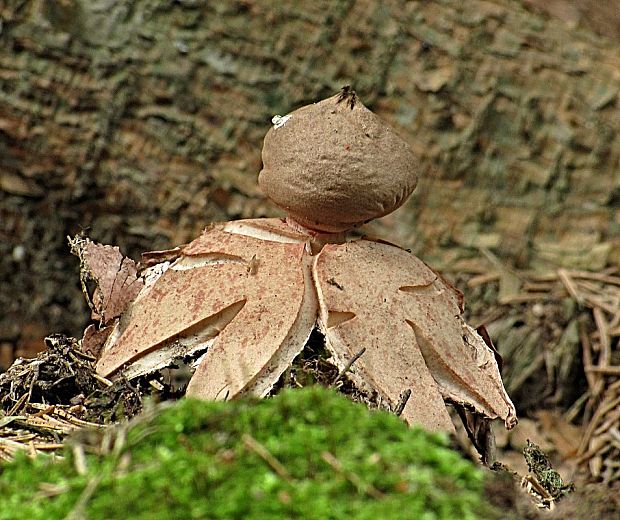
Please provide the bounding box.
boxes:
[259,89,418,233]
[94,89,517,444]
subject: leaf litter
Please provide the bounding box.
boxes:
[5,236,619,514]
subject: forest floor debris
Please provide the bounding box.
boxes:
[0,334,175,462]
[451,258,619,486]
[1,258,618,515]
[0,387,500,520]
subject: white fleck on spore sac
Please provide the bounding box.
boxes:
[271,114,291,129]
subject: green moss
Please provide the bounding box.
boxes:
[0,387,498,519]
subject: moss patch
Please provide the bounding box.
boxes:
[0,387,498,519]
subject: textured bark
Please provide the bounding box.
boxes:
[1,0,619,354]
[524,0,620,40]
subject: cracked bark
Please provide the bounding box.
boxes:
[1,0,619,358]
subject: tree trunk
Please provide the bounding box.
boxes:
[1,0,618,357]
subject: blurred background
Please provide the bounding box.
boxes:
[1,0,618,356]
[1,0,619,494]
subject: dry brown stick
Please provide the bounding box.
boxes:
[7,393,29,416]
[578,318,598,391]
[394,389,411,417]
[609,310,620,330]
[93,373,114,387]
[1,432,36,443]
[570,270,620,284]
[593,307,611,369]
[27,440,37,458]
[529,272,561,282]
[585,366,620,376]
[584,295,619,316]
[69,349,97,362]
[242,433,293,483]
[558,268,584,305]
[321,451,384,499]
[606,380,620,394]
[0,450,13,462]
[578,394,620,456]
[467,272,500,287]
[579,408,605,457]
[593,394,620,422]
[522,281,555,292]
[497,293,551,304]
[521,475,554,503]
[13,418,66,436]
[333,347,366,384]
[26,414,75,434]
[41,413,83,430]
[577,436,613,464]
[32,405,55,418]
[73,444,88,476]
[563,390,590,423]
[36,482,70,499]
[28,404,103,429]
[0,436,29,451]
[594,408,620,437]
[32,442,65,451]
[605,296,620,312]
[578,279,606,293]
